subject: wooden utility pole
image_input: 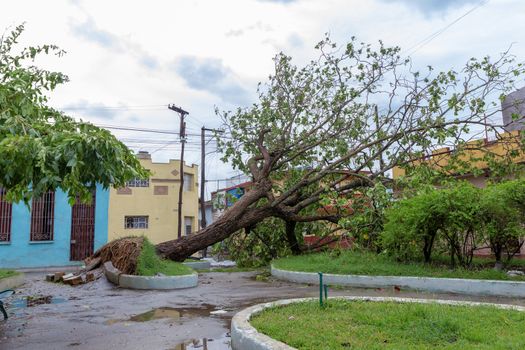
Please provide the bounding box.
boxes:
[374,105,385,177]
[168,104,189,239]
[200,126,223,257]
[200,127,207,231]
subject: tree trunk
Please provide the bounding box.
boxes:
[156,181,273,261]
[285,220,301,255]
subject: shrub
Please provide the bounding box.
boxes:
[382,182,481,267]
[479,180,525,267]
[382,179,525,268]
[221,218,295,267]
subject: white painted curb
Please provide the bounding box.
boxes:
[271,265,525,298]
[103,262,198,290]
[231,296,525,350]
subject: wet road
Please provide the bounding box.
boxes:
[2,270,525,350]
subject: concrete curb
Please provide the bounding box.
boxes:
[231,296,525,350]
[183,261,211,270]
[0,273,25,290]
[271,265,525,298]
[103,262,198,290]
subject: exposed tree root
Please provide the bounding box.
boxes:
[87,237,144,275]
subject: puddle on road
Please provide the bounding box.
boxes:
[129,307,182,322]
[10,295,66,308]
[105,304,231,325]
[171,333,231,350]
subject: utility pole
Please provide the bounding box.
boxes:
[374,105,385,177]
[200,126,223,257]
[168,104,189,239]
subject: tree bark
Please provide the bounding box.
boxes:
[156,181,273,261]
[285,220,301,255]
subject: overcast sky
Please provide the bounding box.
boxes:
[2,0,524,195]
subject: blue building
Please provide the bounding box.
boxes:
[0,185,109,269]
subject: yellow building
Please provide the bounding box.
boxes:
[107,151,199,244]
[392,131,525,187]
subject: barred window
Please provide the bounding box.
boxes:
[125,216,149,229]
[184,216,193,235]
[126,178,150,187]
[30,191,55,241]
[0,188,12,242]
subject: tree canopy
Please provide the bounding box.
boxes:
[0,24,147,203]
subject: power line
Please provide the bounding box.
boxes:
[95,123,232,139]
[404,0,489,56]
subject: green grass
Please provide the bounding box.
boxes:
[251,299,525,349]
[135,238,194,276]
[273,251,525,281]
[0,269,18,279]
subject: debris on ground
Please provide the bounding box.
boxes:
[203,258,236,268]
[209,309,228,315]
[44,269,102,286]
[26,295,52,307]
[507,270,525,276]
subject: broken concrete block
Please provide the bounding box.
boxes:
[54,272,66,282]
[63,275,83,286]
[61,273,74,281]
[45,274,54,282]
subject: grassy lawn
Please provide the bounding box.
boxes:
[251,299,525,350]
[0,269,18,279]
[135,238,194,276]
[273,251,525,281]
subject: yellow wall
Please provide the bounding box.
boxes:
[392,131,525,187]
[107,157,199,244]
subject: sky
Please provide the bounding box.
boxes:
[1,0,525,196]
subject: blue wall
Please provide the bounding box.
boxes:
[0,185,109,269]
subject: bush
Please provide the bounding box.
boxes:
[382,180,525,268]
[479,180,525,266]
[382,188,448,263]
[382,182,482,267]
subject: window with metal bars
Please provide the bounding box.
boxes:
[30,191,55,241]
[124,216,149,229]
[126,178,150,187]
[184,216,193,235]
[0,188,12,242]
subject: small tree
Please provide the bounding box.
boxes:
[0,25,147,203]
[480,180,525,268]
[439,183,481,268]
[382,188,446,263]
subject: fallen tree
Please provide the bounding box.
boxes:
[156,36,525,261]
